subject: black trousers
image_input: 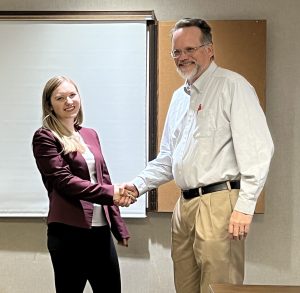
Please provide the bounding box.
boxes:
[47,223,121,293]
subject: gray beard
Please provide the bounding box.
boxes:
[176,63,200,82]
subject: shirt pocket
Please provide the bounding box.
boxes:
[193,110,216,138]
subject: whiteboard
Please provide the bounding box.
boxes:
[0,20,148,217]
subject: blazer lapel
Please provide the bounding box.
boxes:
[78,127,103,183]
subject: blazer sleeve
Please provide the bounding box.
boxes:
[108,205,130,240]
[32,127,114,205]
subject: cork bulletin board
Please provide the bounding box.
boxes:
[156,20,266,213]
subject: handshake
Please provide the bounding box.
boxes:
[113,183,139,207]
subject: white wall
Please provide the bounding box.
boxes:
[0,0,300,292]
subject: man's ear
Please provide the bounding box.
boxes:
[206,43,214,60]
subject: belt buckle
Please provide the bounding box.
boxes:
[226,181,232,191]
[198,187,202,196]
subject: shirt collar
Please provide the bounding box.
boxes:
[184,61,218,95]
[184,82,192,95]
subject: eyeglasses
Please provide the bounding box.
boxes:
[170,44,208,59]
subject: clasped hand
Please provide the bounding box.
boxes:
[113,183,139,207]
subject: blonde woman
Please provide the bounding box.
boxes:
[32,76,133,293]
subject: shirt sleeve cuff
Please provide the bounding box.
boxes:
[132,177,148,196]
[234,196,257,215]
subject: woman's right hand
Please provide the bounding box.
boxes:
[113,184,136,207]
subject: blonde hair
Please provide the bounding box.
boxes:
[42,76,85,154]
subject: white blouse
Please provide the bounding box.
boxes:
[78,134,107,226]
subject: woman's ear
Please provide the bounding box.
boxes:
[48,100,53,111]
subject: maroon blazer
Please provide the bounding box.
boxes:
[32,126,129,241]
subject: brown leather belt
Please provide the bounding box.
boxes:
[182,180,240,200]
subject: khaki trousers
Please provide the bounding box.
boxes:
[171,189,244,293]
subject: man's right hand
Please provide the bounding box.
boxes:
[124,183,139,198]
[113,183,136,207]
[115,183,139,207]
